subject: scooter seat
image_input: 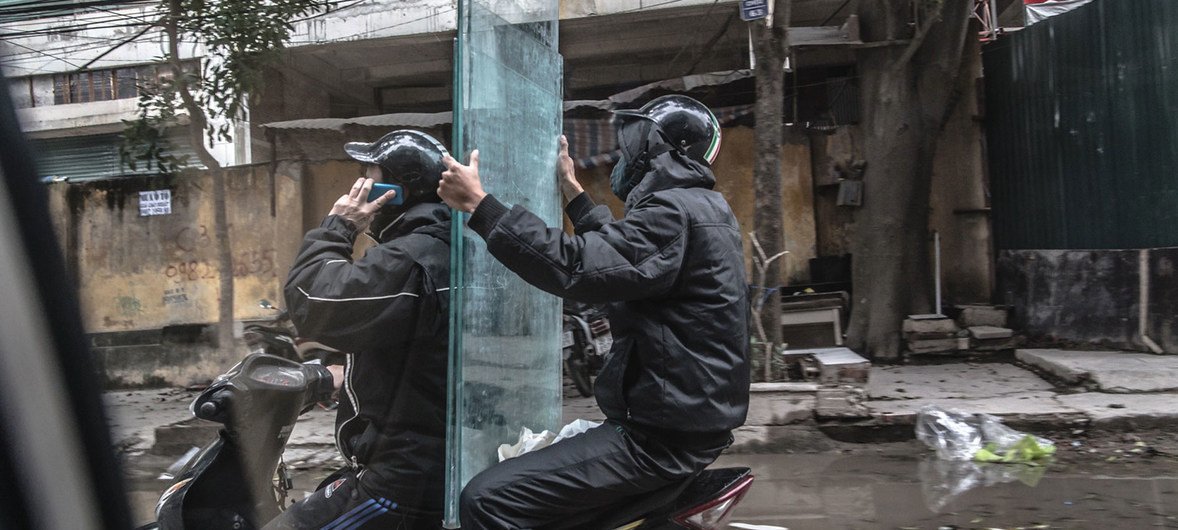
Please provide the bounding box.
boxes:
[566,475,695,529]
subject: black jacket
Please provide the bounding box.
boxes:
[468,149,749,444]
[283,202,451,512]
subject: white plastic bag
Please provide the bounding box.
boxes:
[552,419,601,444]
[915,406,982,461]
[915,406,1054,461]
[496,419,602,462]
[496,427,555,462]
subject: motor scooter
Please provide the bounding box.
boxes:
[139,353,754,530]
[245,299,346,366]
[137,353,335,529]
[563,299,612,397]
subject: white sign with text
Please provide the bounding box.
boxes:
[139,190,172,216]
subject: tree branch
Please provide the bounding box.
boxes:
[893,0,947,70]
[166,0,220,170]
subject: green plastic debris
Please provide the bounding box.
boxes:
[974,435,1056,464]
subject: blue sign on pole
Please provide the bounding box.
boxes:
[739,0,768,21]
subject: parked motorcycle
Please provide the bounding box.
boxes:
[563,300,612,397]
[138,353,335,529]
[139,353,754,530]
[245,299,346,367]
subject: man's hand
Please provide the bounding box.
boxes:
[557,135,584,202]
[326,364,344,391]
[438,150,487,213]
[329,177,396,233]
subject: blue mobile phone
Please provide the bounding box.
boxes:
[367,183,404,205]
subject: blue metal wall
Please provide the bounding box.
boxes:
[984,0,1178,250]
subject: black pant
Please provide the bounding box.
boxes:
[262,469,442,530]
[459,421,726,530]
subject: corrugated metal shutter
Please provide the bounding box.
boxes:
[29,132,203,182]
[983,0,1178,250]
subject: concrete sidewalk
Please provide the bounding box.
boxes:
[102,349,1178,464]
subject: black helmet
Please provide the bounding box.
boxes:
[613,95,722,166]
[609,95,721,200]
[343,130,449,238]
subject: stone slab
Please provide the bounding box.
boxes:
[1056,392,1178,429]
[745,394,816,425]
[957,305,1008,328]
[969,326,1013,340]
[1016,349,1178,392]
[972,336,1022,351]
[906,338,960,354]
[750,382,821,393]
[816,386,869,418]
[811,347,870,385]
[902,317,959,335]
[152,419,219,456]
[865,391,1085,427]
[102,389,201,454]
[866,363,1054,401]
[904,331,960,341]
[728,425,843,454]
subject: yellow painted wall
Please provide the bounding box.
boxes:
[53,167,304,334]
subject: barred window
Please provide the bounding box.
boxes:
[51,63,196,105]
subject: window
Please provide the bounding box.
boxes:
[51,62,197,105]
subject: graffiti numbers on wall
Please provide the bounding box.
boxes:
[165,260,217,281]
[164,249,278,282]
[173,225,213,253]
[232,249,276,278]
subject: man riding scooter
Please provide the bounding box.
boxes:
[268,130,452,529]
[438,95,750,529]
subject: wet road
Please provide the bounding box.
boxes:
[717,452,1178,529]
[125,444,1178,529]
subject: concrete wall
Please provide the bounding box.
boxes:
[44,159,405,386]
[49,167,305,334]
[46,167,301,386]
[574,125,817,284]
[997,247,1178,353]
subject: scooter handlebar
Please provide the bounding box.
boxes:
[302,363,336,405]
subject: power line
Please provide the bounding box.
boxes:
[3,39,83,70]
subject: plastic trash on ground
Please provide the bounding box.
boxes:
[915,405,1055,463]
[496,419,602,462]
[919,456,1048,511]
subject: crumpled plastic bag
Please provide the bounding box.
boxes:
[915,406,1054,463]
[497,419,602,462]
[919,456,1049,511]
[497,427,555,462]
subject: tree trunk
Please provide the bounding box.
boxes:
[846,0,973,360]
[167,0,235,357]
[751,0,791,358]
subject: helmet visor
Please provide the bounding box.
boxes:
[344,141,380,164]
[612,111,655,162]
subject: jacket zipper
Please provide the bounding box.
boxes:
[336,352,361,470]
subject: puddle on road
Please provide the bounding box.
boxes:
[124,449,1178,529]
[720,453,1178,530]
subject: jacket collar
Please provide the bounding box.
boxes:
[624,149,716,210]
[375,202,451,243]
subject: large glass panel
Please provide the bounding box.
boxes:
[445,0,563,526]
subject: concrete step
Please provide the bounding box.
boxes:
[1017,348,1178,392]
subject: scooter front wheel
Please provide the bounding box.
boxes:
[566,357,593,397]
